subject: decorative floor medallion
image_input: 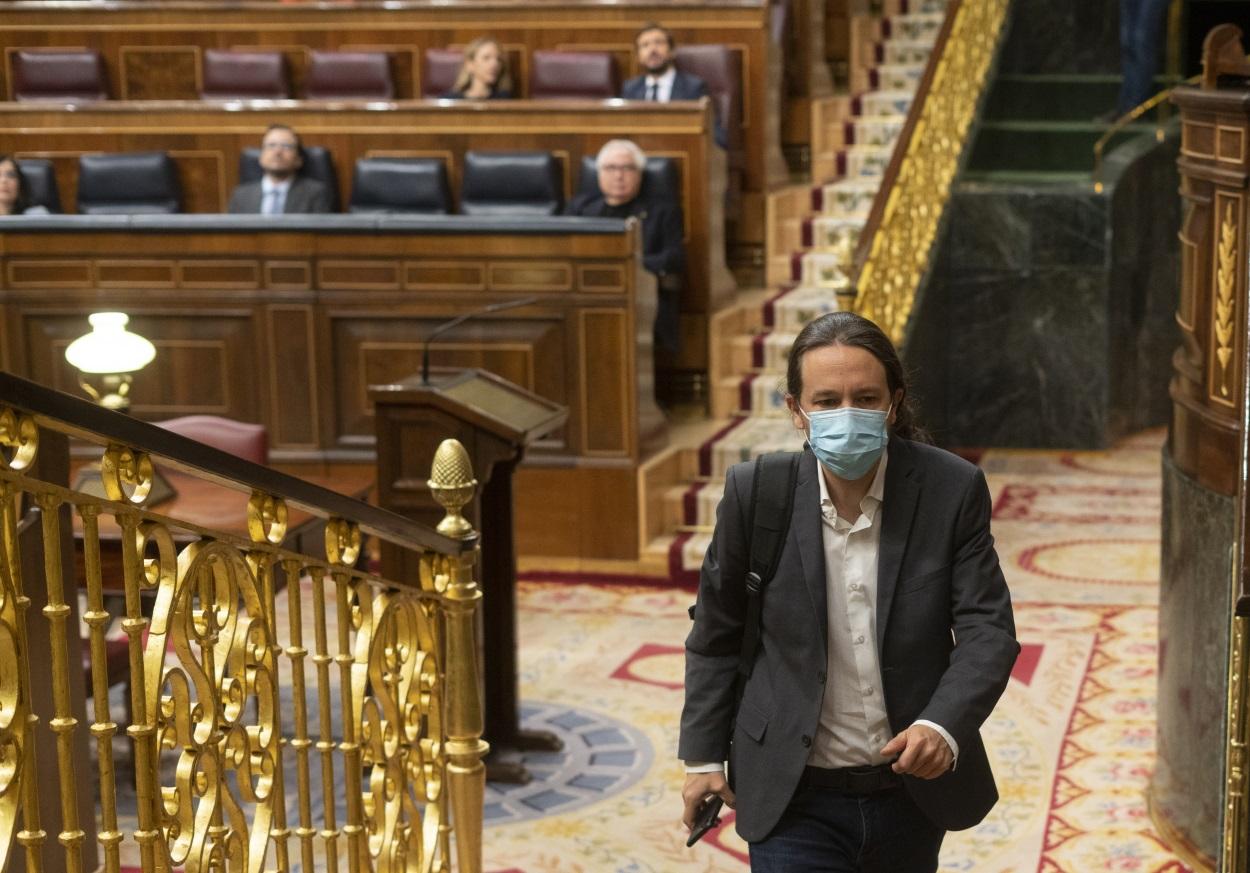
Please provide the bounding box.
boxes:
[484,701,654,825]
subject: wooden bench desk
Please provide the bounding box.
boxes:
[0,0,792,248]
[0,98,736,378]
[1,214,665,560]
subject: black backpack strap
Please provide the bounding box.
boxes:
[736,451,800,681]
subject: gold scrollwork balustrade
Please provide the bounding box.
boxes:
[0,373,488,873]
[852,0,1012,346]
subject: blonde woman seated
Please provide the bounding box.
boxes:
[0,155,49,215]
[443,37,513,100]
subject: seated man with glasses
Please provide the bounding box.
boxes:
[227,124,332,215]
[566,138,685,354]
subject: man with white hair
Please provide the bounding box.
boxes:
[567,138,685,354]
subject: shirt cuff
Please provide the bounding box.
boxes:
[684,761,726,774]
[913,720,960,769]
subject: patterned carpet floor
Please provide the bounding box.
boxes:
[485,430,1195,873]
[105,431,1191,871]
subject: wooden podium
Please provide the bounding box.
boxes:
[370,368,568,782]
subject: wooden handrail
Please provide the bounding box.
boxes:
[0,370,472,557]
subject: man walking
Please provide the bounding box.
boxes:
[679,312,1018,871]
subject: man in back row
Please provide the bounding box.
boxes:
[566,139,685,355]
[227,124,332,215]
[623,22,727,149]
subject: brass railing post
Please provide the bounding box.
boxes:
[1225,603,1249,871]
[0,410,46,873]
[429,439,489,873]
[0,373,491,872]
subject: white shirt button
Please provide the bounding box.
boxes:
[855,635,865,644]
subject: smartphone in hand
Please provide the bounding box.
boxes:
[685,795,725,847]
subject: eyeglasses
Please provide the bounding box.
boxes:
[599,164,641,175]
[263,141,299,152]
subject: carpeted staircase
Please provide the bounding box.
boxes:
[643,0,1180,580]
[654,0,952,580]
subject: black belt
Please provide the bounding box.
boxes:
[801,763,900,794]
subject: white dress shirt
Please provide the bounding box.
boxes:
[645,66,678,102]
[260,177,292,215]
[685,449,958,775]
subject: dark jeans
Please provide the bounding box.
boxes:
[748,784,944,873]
[1117,0,1171,114]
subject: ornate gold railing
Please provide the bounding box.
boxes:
[852,0,1011,346]
[0,371,488,873]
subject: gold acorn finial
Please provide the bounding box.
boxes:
[428,438,478,538]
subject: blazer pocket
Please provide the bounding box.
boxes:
[896,564,950,596]
[735,697,771,744]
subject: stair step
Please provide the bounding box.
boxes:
[961,169,1097,187]
[968,119,1154,174]
[983,73,1122,122]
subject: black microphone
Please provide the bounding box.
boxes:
[421,295,541,386]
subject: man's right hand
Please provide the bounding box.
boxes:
[681,771,736,831]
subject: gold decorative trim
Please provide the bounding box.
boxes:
[853,0,1011,345]
[1226,608,1249,873]
[1146,787,1217,873]
[1213,199,1238,404]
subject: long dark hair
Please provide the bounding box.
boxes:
[0,155,30,215]
[784,311,928,442]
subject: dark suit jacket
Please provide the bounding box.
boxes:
[679,441,1019,842]
[622,70,727,149]
[226,176,333,214]
[565,191,685,352]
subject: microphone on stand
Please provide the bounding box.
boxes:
[421,295,541,386]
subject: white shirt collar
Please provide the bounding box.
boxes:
[646,66,677,87]
[261,176,292,194]
[816,445,888,525]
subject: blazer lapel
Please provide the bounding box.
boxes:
[792,449,828,649]
[876,440,921,653]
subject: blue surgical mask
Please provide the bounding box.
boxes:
[800,404,891,480]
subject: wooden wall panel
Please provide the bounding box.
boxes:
[0,223,665,560]
[120,47,201,100]
[265,304,319,449]
[1171,87,1250,495]
[18,310,260,420]
[329,313,570,450]
[579,309,631,455]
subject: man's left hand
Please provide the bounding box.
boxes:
[880,724,953,779]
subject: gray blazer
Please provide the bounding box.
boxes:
[679,439,1019,842]
[226,176,333,214]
